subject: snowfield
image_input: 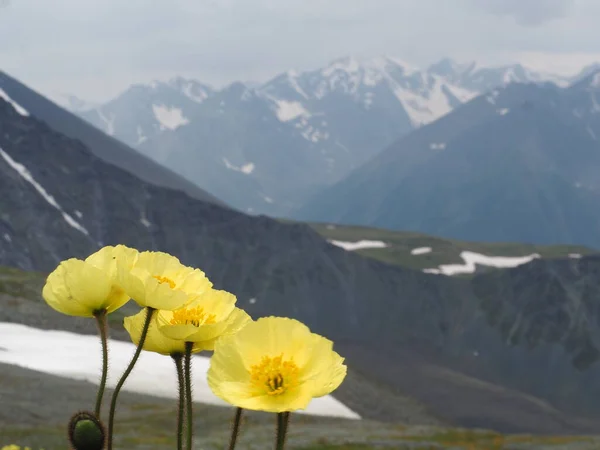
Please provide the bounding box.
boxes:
[423,251,540,276]
[0,323,360,420]
[329,239,388,251]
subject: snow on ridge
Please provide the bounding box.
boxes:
[152,104,190,130]
[569,253,583,259]
[0,88,29,116]
[430,143,446,150]
[96,109,116,136]
[286,71,310,99]
[411,247,432,255]
[329,239,388,251]
[497,108,510,116]
[591,72,600,89]
[223,158,255,174]
[0,147,89,236]
[423,251,540,276]
[322,57,361,77]
[0,322,360,420]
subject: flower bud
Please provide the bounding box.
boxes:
[68,411,105,450]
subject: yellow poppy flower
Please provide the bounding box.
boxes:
[117,251,212,311]
[42,245,138,317]
[157,289,252,351]
[207,316,347,413]
[124,309,188,356]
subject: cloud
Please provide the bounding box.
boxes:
[470,0,572,26]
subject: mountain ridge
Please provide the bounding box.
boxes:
[62,56,587,216]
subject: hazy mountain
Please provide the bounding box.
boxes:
[71,56,573,216]
[295,75,600,248]
[0,71,224,206]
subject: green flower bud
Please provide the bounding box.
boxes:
[68,411,105,450]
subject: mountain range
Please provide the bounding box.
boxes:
[70,56,587,217]
[296,70,600,249]
[5,71,600,433]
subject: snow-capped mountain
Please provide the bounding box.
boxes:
[295,70,600,249]
[72,56,587,216]
[80,77,213,149]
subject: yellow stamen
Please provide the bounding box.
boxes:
[170,306,217,327]
[153,275,176,289]
[249,354,299,396]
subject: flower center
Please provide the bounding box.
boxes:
[153,275,176,289]
[249,354,300,396]
[170,306,217,327]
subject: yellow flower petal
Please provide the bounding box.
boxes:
[298,335,347,397]
[157,289,244,345]
[189,307,252,352]
[117,251,212,310]
[42,246,139,317]
[124,309,186,356]
[207,316,347,413]
[43,259,112,317]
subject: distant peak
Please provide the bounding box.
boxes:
[322,56,361,76]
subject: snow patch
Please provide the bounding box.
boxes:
[223,158,255,174]
[0,88,29,116]
[181,83,209,103]
[497,108,510,115]
[0,323,360,420]
[411,247,432,255]
[96,109,116,136]
[423,251,540,276]
[152,105,190,130]
[430,143,446,150]
[591,72,600,88]
[262,195,274,204]
[0,147,89,236]
[569,253,582,259]
[74,210,83,219]
[329,240,388,251]
[286,71,309,99]
[248,297,257,304]
[3,233,11,243]
[136,126,148,145]
[275,100,310,122]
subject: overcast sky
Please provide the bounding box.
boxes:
[2,0,600,103]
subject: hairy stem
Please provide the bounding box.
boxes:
[184,341,194,450]
[275,412,291,450]
[106,306,155,450]
[172,353,185,450]
[93,309,109,418]
[228,407,244,450]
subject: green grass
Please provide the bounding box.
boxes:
[307,222,597,274]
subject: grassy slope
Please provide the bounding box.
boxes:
[307,222,597,272]
[2,267,600,448]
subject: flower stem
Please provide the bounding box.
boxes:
[275,412,291,450]
[184,341,194,450]
[106,306,155,450]
[93,309,109,418]
[228,407,243,450]
[172,353,185,450]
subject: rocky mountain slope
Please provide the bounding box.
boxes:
[69,57,578,216]
[3,81,600,433]
[296,74,600,249]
